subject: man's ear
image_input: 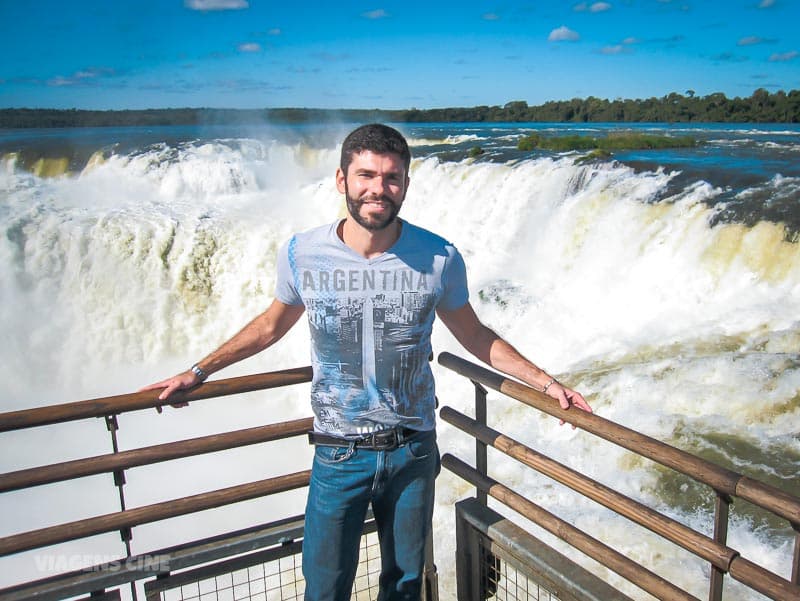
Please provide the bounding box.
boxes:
[335,167,346,194]
[401,174,410,201]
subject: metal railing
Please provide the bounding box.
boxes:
[0,368,314,559]
[0,366,393,601]
[437,352,800,601]
[2,355,799,601]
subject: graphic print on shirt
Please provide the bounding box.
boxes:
[276,222,469,437]
[303,267,437,435]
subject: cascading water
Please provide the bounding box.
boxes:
[1,122,799,600]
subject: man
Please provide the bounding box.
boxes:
[143,124,592,601]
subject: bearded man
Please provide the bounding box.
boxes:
[143,123,591,601]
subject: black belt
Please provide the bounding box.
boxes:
[308,426,421,451]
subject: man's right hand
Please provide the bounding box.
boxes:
[139,371,199,411]
[138,300,305,413]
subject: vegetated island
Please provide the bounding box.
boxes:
[1,89,798,128]
[516,131,697,163]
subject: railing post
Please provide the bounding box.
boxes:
[708,492,731,601]
[455,500,482,601]
[470,382,506,598]
[472,381,488,506]
[422,531,439,601]
[105,414,137,601]
[792,523,800,586]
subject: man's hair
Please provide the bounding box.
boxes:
[340,123,411,176]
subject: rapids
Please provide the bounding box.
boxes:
[1,122,799,599]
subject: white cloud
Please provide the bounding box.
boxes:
[769,50,798,62]
[238,42,262,53]
[548,26,580,42]
[184,0,248,10]
[362,9,389,19]
[622,37,640,45]
[738,36,764,46]
[575,2,611,11]
[482,13,500,20]
[47,67,115,87]
[758,0,775,7]
[712,52,748,63]
[601,45,626,54]
[48,76,74,87]
[268,28,282,36]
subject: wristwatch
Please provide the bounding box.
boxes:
[190,363,208,382]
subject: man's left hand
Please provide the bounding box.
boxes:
[544,382,592,426]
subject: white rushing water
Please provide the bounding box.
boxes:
[1,134,798,600]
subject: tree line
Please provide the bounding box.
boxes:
[400,89,800,123]
[1,89,798,128]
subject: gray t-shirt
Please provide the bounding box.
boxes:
[274,219,469,436]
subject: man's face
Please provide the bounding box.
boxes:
[336,151,409,231]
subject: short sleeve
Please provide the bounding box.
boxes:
[273,236,304,306]
[438,246,469,311]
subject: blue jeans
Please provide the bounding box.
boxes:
[302,430,440,601]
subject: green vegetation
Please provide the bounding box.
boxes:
[574,149,613,165]
[401,89,800,123]
[517,132,697,153]
[1,89,798,128]
[0,107,391,129]
[468,146,484,158]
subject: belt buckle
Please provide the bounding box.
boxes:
[367,429,399,450]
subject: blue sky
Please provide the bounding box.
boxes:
[1,0,798,110]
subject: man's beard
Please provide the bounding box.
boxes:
[345,185,401,231]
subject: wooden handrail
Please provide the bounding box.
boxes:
[3,355,795,601]
[442,454,700,601]
[0,366,316,561]
[0,367,313,432]
[443,454,799,601]
[440,406,737,571]
[437,352,800,526]
[0,417,313,492]
[0,470,311,556]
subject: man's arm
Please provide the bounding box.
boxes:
[436,302,592,414]
[141,299,305,401]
